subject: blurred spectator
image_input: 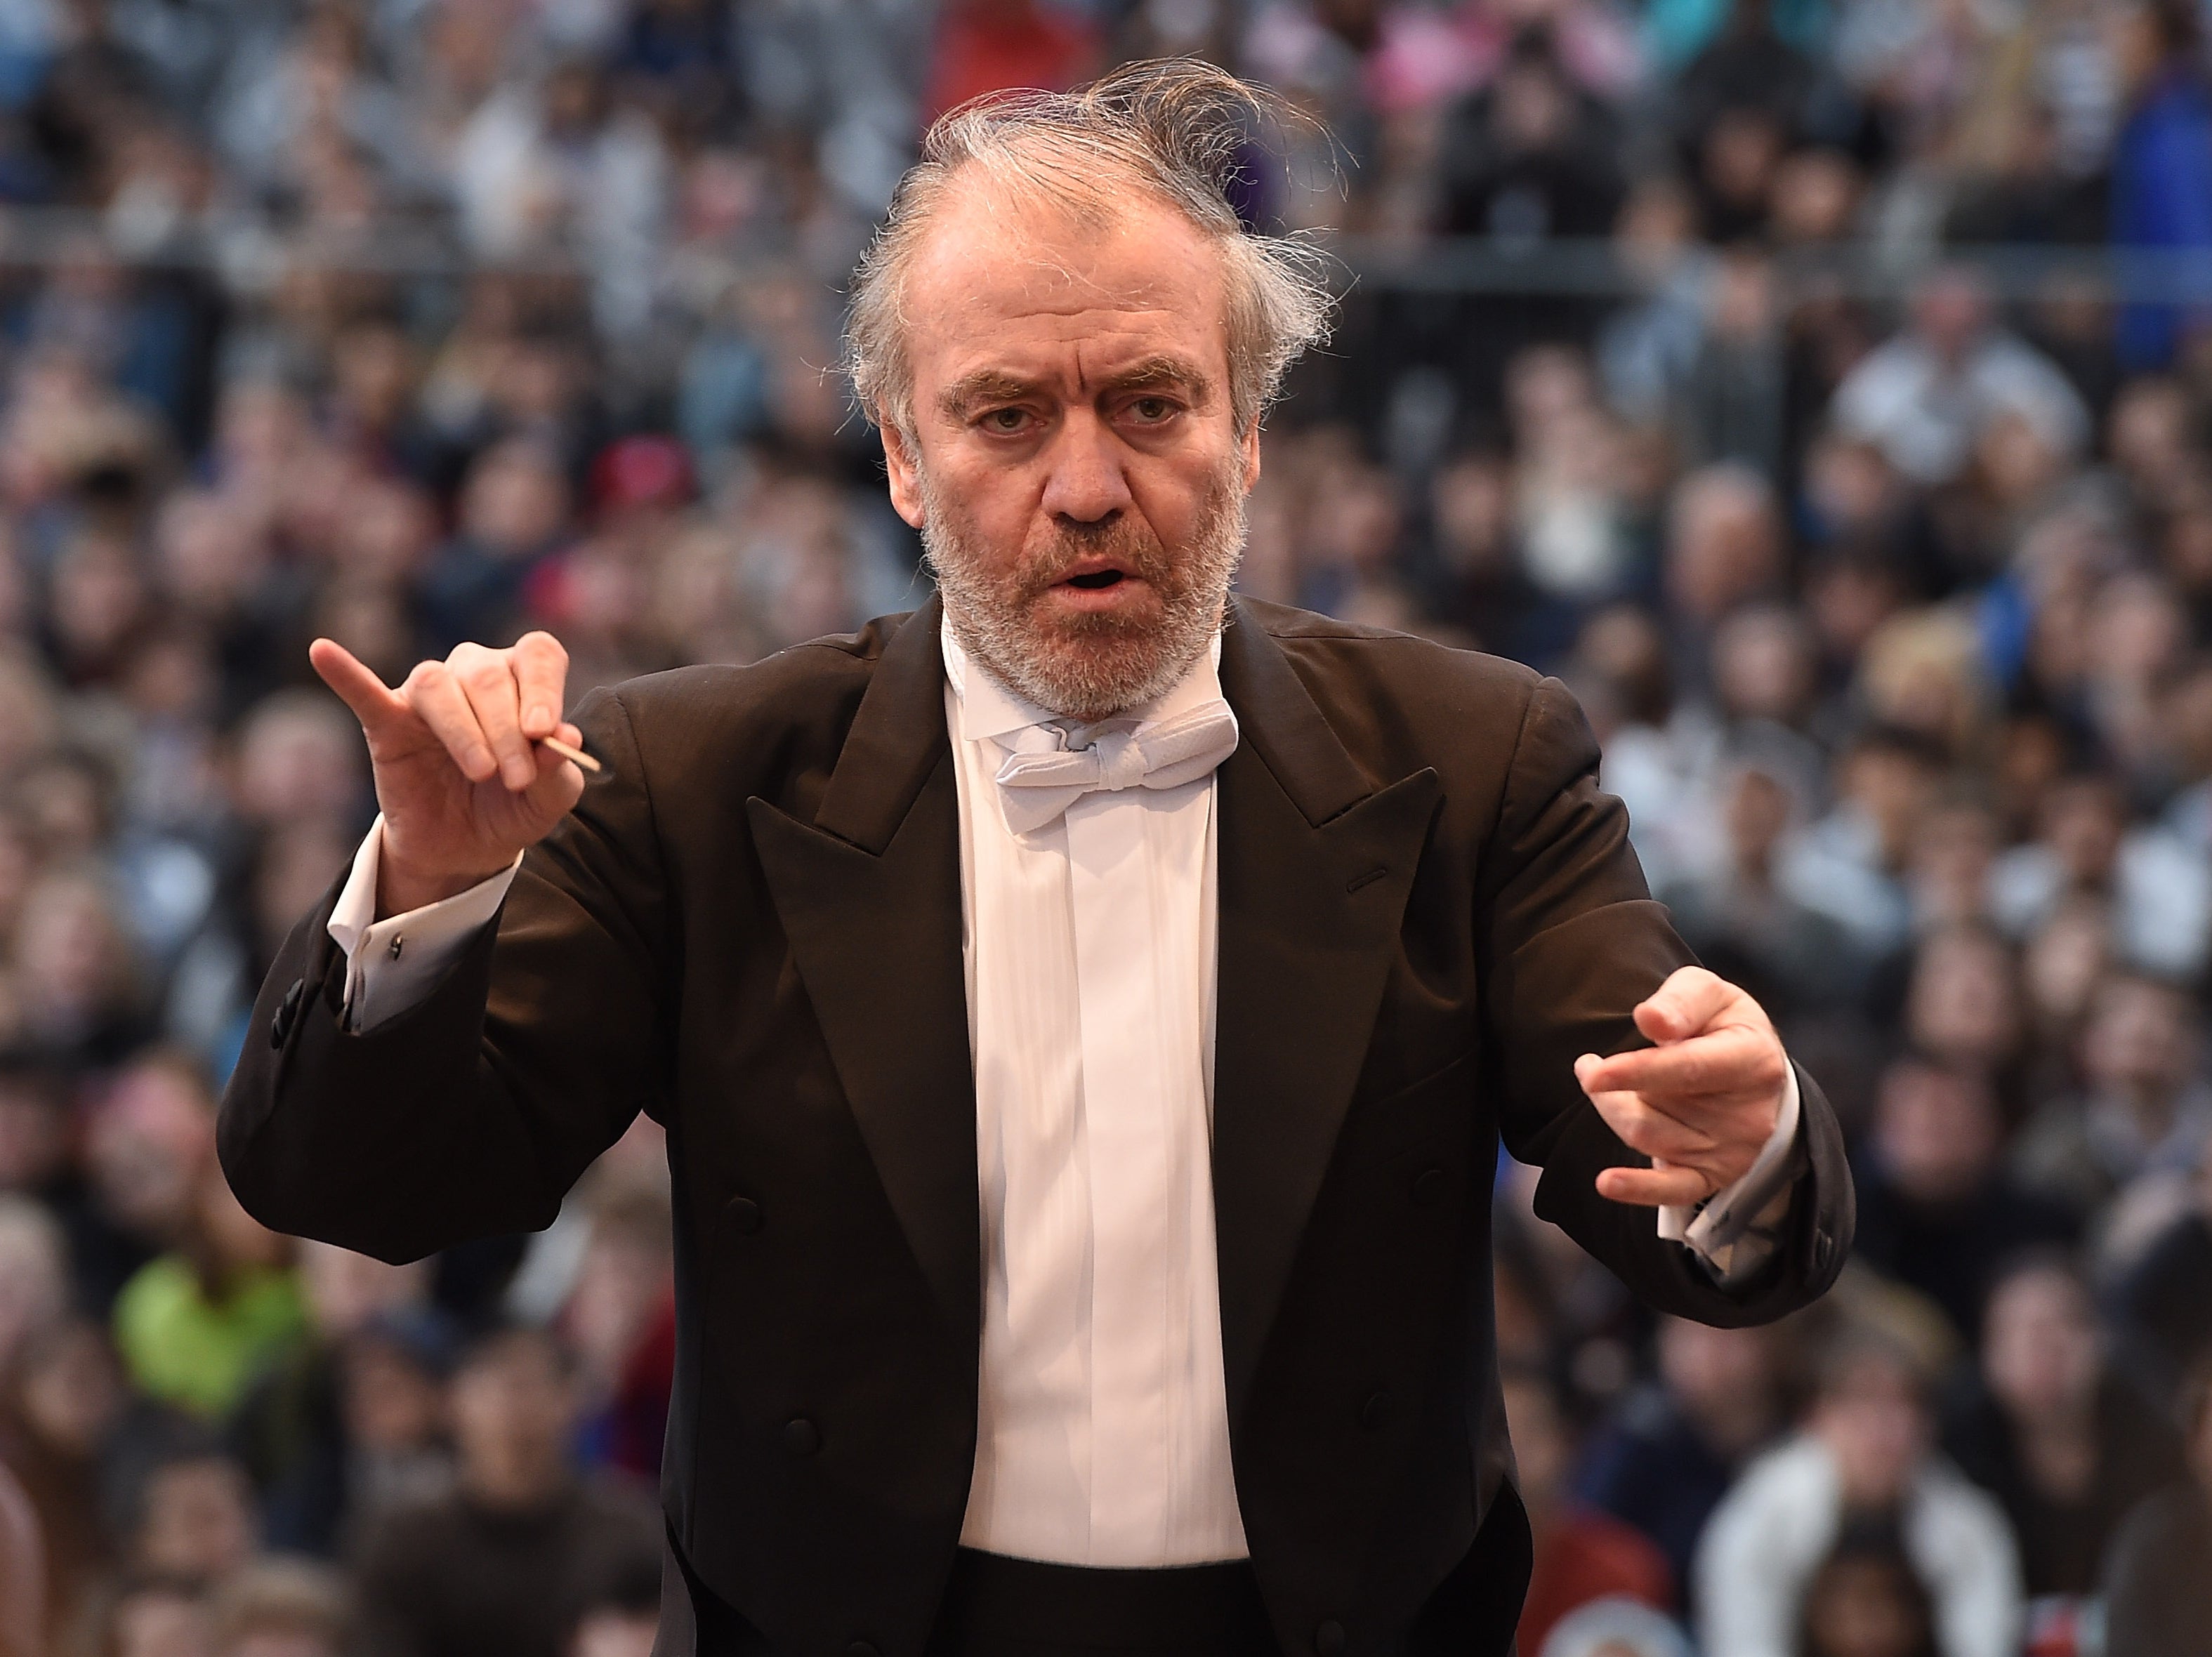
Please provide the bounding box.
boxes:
[1940,1253,2178,1599]
[206,1557,349,1657]
[1659,755,1867,1021]
[1440,29,1624,244]
[1794,1519,1941,1657]
[0,1193,67,1381]
[2111,1133,2212,1399]
[2014,970,2212,1217]
[1989,773,2211,981]
[109,1069,304,1420]
[350,1324,659,1657]
[1850,1057,2076,1343]
[566,1553,661,1657]
[85,1576,215,1657]
[2108,0,2212,371]
[131,1448,258,1587]
[418,437,576,654]
[1576,1317,1796,1609]
[923,0,1100,124]
[2101,1356,2212,1657]
[226,1243,447,1555]
[1,1317,129,1628]
[1539,1596,1694,1657]
[1830,268,2089,489]
[1694,1331,2022,1657]
[1505,1364,1673,1657]
[0,1451,40,1657]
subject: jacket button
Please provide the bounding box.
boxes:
[784,1417,820,1457]
[1411,1168,1447,1208]
[726,1197,763,1234]
[1361,1391,1393,1431]
[269,978,305,1049]
[1812,1229,1835,1272]
[1316,1620,1347,1656]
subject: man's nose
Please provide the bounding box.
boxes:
[1038,413,1134,525]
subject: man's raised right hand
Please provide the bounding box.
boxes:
[310,632,588,918]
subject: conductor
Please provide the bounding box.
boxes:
[221,59,1852,1657]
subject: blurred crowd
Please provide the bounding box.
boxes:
[0,0,2199,1651]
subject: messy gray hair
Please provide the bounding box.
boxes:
[845,58,1334,441]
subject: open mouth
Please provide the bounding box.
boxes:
[1064,569,1128,590]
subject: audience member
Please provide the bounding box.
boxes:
[2015,970,2212,1217]
[206,1557,349,1657]
[1851,1056,2076,1342]
[350,1325,659,1657]
[1694,1332,2022,1657]
[1939,1253,2179,1598]
[1506,1364,1673,1657]
[0,1452,41,1657]
[1576,1316,1795,1609]
[2101,1357,2212,1657]
[1794,1519,1941,1657]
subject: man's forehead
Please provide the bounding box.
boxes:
[902,183,1232,381]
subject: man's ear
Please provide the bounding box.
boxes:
[1240,419,1262,494]
[881,420,927,529]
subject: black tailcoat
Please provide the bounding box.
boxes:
[220,598,1852,1656]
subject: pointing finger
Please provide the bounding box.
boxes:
[1633,966,1737,1045]
[1577,1026,1782,1100]
[310,638,407,734]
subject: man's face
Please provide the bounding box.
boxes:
[880,183,1260,720]
[450,1334,575,1505]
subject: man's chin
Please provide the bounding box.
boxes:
[1007,618,1196,720]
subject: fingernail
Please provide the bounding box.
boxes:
[526,706,551,732]
[467,747,495,778]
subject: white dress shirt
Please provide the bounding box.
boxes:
[325,619,1802,1567]
[939,621,1245,1565]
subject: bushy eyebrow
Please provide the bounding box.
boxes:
[938,369,1038,421]
[1101,355,1215,404]
[936,355,1216,421]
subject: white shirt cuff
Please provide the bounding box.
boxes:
[327,815,522,1034]
[1657,1062,1803,1279]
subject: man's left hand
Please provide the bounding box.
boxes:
[1573,965,1789,1209]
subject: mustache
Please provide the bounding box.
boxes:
[1013,520,1174,595]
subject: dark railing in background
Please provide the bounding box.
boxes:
[2,204,2207,307]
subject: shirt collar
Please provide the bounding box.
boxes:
[941,609,1226,745]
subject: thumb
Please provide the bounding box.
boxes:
[310,638,407,736]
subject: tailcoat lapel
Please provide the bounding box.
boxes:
[746,600,981,1346]
[1212,602,1442,1422]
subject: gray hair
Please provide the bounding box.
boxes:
[845,58,1334,441]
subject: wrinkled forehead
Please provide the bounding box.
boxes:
[900,171,1235,389]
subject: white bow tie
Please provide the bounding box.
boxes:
[992,700,1240,834]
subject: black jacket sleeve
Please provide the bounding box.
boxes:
[1475,675,1852,1325]
[218,685,673,1264]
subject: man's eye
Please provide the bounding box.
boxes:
[983,408,1029,433]
[1128,397,1176,423]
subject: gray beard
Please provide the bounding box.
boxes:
[921,464,1246,722]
